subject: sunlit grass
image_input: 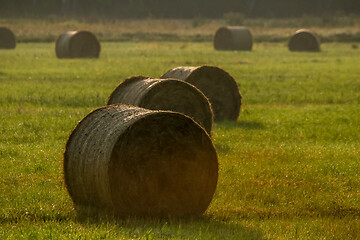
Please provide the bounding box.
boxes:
[0,41,359,239]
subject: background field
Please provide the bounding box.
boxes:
[0,19,360,239]
[2,16,360,43]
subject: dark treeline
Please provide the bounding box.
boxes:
[1,0,360,18]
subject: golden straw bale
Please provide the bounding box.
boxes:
[56,31,101,58]
[214,26,252,51]
[0,27,16,49]
[107,76,213,134]
[64,104,218,217]
[288,29,321,52]
[161,66,241,121]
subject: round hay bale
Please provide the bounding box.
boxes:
[214,26,252,51]
[0,27,16,49]
[107,76,213,134]
[55,31,101,58]
[161,66,241,121]
[64,104,218,217]
[288,29,320,52]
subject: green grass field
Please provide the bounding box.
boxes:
[1,39,360,239]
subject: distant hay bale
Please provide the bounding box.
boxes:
[107,76,213,134]
[64,104,218,217]
[55,31,100,58]
[0,27,16,49]
[288,29,320,52]
[161,66,241,121]
[214,26,252,51]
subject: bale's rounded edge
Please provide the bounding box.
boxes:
[288,29,321,52]
[63,104,218,217]
[55,30,101,58]
[214,26,252,51]
[189,66,241,121]
[107,76,214,134]
[106,76,151,105]
[162,65,242,121]
[0,27,16,49]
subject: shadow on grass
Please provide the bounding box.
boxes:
[215,120,264,130]
[73,206,266,240]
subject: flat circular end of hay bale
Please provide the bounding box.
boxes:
[107,77,213,134]
[182,66,241,121]
[64,104,218,217]
[70,31,101,58]
[0,27,16,49]
[143,79,213,133]
[214,26,252,51]
[288,29,320,52]
[109,110,218,217]
[56,30,101,58]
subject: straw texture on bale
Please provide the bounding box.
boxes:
[214,26,252,51]
[161,66,241,121]
[64,104,218,217]
[56,31,101,58]
[0,27,16,49]
[288,29,320,52]
[107,76,213,134]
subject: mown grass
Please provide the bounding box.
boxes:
[0,41,359,239]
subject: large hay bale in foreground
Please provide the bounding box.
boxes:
[161,66,241,121]
[288,29,320,52]
[64,104,218,217]
[214,26,252,51]
[55,31,100,58]
[0,27,16,49]
[107,76,213,134]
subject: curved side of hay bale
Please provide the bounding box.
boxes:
[0,27,16,49]
[107,76,154,106]
[64,104,218,217]
[214,26,252,51]
[288,29,320,52]
[107,76,213,134]
[56,31,101,58]
[55,31,73,58]
[161,66,241,121]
